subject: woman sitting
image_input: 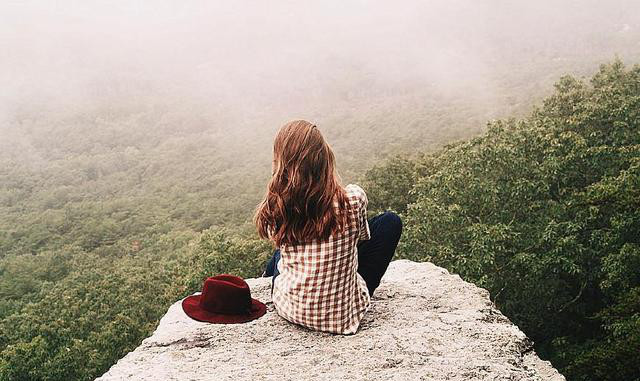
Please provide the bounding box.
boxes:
[255,120,402,334]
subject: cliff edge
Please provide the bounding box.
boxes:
[96,260,564,380]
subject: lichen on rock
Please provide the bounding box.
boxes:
[96,260,565,381]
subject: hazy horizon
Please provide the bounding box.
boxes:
[2,1,639,132]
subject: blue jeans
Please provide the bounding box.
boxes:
[264,248,281,296]
[263,211,403,297]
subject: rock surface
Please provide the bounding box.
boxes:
[97,260,564,380]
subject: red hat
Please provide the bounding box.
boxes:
[182,274,267,323]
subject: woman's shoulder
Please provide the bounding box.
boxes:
[344,184,368,207]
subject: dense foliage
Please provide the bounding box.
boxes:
[0,59,638,381]
[0,227,269,381]
[365,60,640,380]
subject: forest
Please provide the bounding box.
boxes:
[1,2,640,380]
[1,60,638,381]
[365,60,640,380]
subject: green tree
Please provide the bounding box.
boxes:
[380,60,640,380]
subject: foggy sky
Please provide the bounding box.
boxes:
[1,0,639,128]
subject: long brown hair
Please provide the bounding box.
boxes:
[254,120,350,247]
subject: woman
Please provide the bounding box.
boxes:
[254,120,402,334]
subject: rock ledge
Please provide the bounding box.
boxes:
[97,260,564,380]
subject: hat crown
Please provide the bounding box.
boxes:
[199,275,252,315]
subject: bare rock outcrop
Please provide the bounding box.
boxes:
[96,260,564,380]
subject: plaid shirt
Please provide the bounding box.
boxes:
[271,184,371,334]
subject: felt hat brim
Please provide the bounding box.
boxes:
[181,294,267,324]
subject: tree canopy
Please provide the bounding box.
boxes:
[365,59,640,381]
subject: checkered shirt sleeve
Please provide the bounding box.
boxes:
[352,184,371,242]
[271,184,372,334]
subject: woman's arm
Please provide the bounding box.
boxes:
[347,184,371,242]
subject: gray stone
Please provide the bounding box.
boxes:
[96,260,564,380]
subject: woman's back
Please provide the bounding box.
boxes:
[256,120,401,335]
[271,183,371,334]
